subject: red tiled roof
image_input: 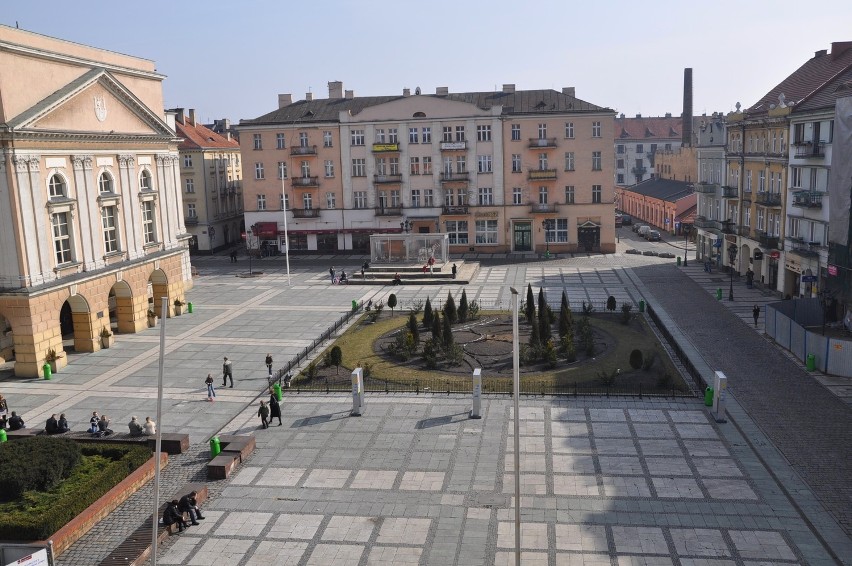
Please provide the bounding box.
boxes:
[175,119,240,150]
[614,116,682,140]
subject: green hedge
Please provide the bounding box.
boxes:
[0,437,81,501]
[0,443,151,540]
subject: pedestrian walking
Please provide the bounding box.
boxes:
[222,356,233,388]
[257,400,269,429]
[205,373,216,402]
[452,263,458,279]
[265,353,273,376]
[428,255,435,274]
[269,389,282,426]
[329,266,336,284]
[753,305,760,327]
[361,260,369,279]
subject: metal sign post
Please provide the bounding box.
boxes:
[470,368,482,419]
[350,368,364,416]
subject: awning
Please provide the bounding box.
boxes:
[253,222,278,239]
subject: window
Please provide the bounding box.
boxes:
[390,190,401,207]
[253,134,262,150]
[475,220,498,244]
[185,178,195,193]
[616,159,624,169]
[757,209,765,231]
[299,132,309,147]
[354,191,367,209]
[455,126,465,142]
[388,128,399,144]
[565,186,575,204]
[538,153,548,170]
[617,174,624,184]
[478,187,493,205]
[444,189,455,206]
[512,154,522,173]
[636,144,644,154]
[511,124,521,141]
[276,133,286,149]
[443,158,453,175]
[456,156,466,173]
[141,201,156,244]
[255,163,264,180]
[102,206,119,253]
[424,189,434,207]
[513,187,522,205]
[186,203,196,218]
[477,125,491,141]
[422,156,432,174]
[422,127,431,143]
[565,122,574,139]
[477,155,492,173]
[352,159,366,177]
[592,185,602,203]
[616,144,625,154]
[592,151,602,171]
[410,157,420,175]
[257,194,267,210]
[183,154,192,168]
[446,220,469,244]
[554,219,568,242]
[592,121,601,138]
[323,131,333,148]
[443,126,453,142]
[409,128,419,143]
[791,167,802,188]
[746,170,752,191]
[139,170,152,191]
[324,160,334,178]
[300,161,311,178]
[564,152,575,171]
[278,162,288,179]
[375,158,387,175]
[758,170,765,192]
[375,129,386,143]
[410,189,421,207]
[351,130,365,146]
[538,123,547,139]
[389,157,400,175]
[378,191,388,208]
[650,144,657,153]
[280,193,289,210]
[51,212,72,264]
[49,174,66,198]
[98,172,114,194]
[326,192,335,209]
[303,193,313,209]
[539,186,548,204]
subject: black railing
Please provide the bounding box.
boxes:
[646,304,706,393]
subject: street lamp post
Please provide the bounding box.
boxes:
[248,224,257,276]
[728,243,738,301]
[542,219,554,258]
[683,225,689,266]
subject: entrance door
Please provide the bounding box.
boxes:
[578,227,600,252]
[514,223,532,251]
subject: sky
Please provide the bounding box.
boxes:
[3,0,852,125]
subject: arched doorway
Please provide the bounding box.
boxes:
[108,280,135,333]
[60,294,94,353]
[148,269,170,318]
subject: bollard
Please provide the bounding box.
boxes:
[187,302,194,313]
[716,288,722,301]
[209,436,221,457]
[677,256,682,266]
[704,386,714,407]
[639,299,645,313]
[351,300,358,312]
[806,353,816,371]
[0,428,6,442]
[43,363,52,380]
[273,382,282,402]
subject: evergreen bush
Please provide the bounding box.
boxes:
[629,349,644,369]
[0,437,82,502]
[458,290,469,323]
[443,291,457,324]
[423,297,434,328]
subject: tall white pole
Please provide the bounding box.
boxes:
[510,287,521,566]
[281,180,291,287]
[151,296,167,566]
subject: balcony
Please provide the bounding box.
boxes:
[440,172,470,183]
[442,205,469,215]
[741,190,752,203]
[371,143,400,153]
[527,169,558,181]
[375,206,403,216]
[291,208,321,218]
[374,173,403,184]
[758,232,780,249]
[631,166,647,176]
[694,182,718,194]
[529,203,557,213]
[791,191,823,209]
[290,145,317,156]
[693,217,718,229]
[440,140,467,151]
[793,142,826,159]
[721,220,736,234]
[755,191,782,207]
[722,185,739,199]
[291,176,319,187]
[786,237,821,258]
[185,217,199,226]
[528,137,557,148]
[737,226,752,237]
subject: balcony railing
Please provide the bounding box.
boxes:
[185,217,198,226]
[291,208,321,218]
[440,141,467,151]
[794,142,826,159]
[291,176,319,187]
[529,203,557,213]
[755,192,782,207]
[528,137,558,148]
[442,205,469,215]
[631,166,647,176]
[758,232,780,249]
[371,143,400,153]
[694,182,718,194]
[373,174,403,184]
[693,217,718,229]
[440,172,470,182]
[527,169,558,181]
[721,220,736,234]
[722,185,739,199]
[737,226,752,237]
[290,145,317,156]
[375,206,403,216]
[786,237,821,257]
[791,191,823,209]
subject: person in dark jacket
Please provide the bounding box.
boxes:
[57,413,70,433]
[269,389,282,426]
[265,354,273,376]
[162,500,188,531]
[257,400,269,429]
[45,414,60,434]
[8,411,24,430]
[97,415,113,437]
[128,416,144,436]
[178,491,204,525]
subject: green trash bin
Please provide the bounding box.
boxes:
[704,386,714,407]
[716,288,723,300]
[43,363,52,380]
[187,302,194,313]
[806,353,816,371]
[352,300,358,312]
[273,382,283,402]
[209,436,221,457]
[639,299,645,313]
[677,256,682,266]
[0,429,7,442]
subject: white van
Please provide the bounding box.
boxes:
[637,225,651,238]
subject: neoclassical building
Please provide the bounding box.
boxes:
[0,25,192,377]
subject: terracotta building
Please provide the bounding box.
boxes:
[0,25,192,377]
[616,179,696,235]
[237,82,616,255]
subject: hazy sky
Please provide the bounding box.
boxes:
[4,0,851,124]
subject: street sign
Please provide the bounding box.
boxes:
[713,239,723,248]
[801,275,817,282]
[664,218,670,224]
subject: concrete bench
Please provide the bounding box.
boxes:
[147,432,190,455]
[207,452,240,480]
[217,434,256,461]
[5,428,43,439]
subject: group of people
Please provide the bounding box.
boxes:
[331,262,458,285]
[162,490,205,532]
[0,411,25,431]
[257,388,282,429]
[329,266,350,285]
[128,415,157,436]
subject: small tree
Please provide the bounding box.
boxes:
[388,293,398,316]
[544,339,558,369]
[443,291,457,325]
[529,314,541,355]
[579,317,594,357]
[458,289,469,323]
[407,312,420,344]
[629,349,644,369]
[560,333,577,362]
[423,339,439,369]
[539,304,552,343]
[620,303,633,325]
[560,290,569,314]
[431,311,443,343]
[537,288,547,320]
[330,345,343,375]
[423,296,434,328]
[606,295,617,312]
[525,284,535,323]
[442,313,454,348]
[558,303,573,338]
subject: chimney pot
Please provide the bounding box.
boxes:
[665,112,672,118]
[436,86,449,96]
[502,83,515,93]
[636,113,642,118]
[345,90,354,99]
[305,92,313,101]
[328,81,343,98]
[278,94,292,108]
[562,87,575,97]
[403,88,410,97]
[188,109,196,126]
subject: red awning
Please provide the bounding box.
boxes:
[254,222,278,239]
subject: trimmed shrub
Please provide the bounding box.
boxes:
[0,437,82,502]
[579,317,595,357]
[606,296,617,311]
[525,284,535,323]
[387,293,398,316]
[443,292,457,325]
[620,303,633,325]
[329,346,343,374]
[431,311,443,342]
[629,349,644,370]
[442,314,454,348]
[407,312,420,344]
[458,290,469,323]
[423,297,434,328]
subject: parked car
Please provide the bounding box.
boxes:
[632,223,643,233]
[637,225,651,238]
[621,214,633,225]
[646,230,661,241]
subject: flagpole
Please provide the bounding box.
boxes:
[151,296,167,566]
[282,179,291,287]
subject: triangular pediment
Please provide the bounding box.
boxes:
[7,68,174,138]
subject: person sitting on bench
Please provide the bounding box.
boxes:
[178,491,205,525]
[57,413,70,433]
[128,416,144,436]
[45,414,60,434]
[8,411,25,431]
[162,500,189,532]
[97,414,113,437]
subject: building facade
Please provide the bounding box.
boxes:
[0,25,192,377]
[615,179,696,235]
[173,109,244,254]
[692,113,731,263]
[614,114,682,186]
[237,82,616,255]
